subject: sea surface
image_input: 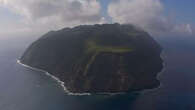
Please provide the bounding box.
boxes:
[0,36,195,110]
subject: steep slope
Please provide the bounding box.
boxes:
[20,23,163,93]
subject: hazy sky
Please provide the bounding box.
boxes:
[0,0,194,37]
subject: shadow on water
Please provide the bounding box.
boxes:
[63,93,140,110]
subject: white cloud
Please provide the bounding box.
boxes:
[0,0,105,36]
[0,0,102,22]
[0,0,193,37]
[173,24,193,35]
[108,0,193,36]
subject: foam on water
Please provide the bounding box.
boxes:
[17,55,164,96]
[17,60,130,96]
[17,60,97,96]
[141,51,166,93]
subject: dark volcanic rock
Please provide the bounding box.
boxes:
[20,23,163,93]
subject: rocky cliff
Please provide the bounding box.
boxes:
[20,23,163,93]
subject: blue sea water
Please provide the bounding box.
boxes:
[0,36,195,110]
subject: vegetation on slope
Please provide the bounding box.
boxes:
[21,23,163,93]
[86,39,134,54]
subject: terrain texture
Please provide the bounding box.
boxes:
[21,24,163,93]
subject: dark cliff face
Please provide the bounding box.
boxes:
[20,23,163,93]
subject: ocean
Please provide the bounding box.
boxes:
[0,36,195,110]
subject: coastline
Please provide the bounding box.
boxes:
[17,60,126,96]
[17,60,70,93]
[17,60,90,96]
[17,51,165,96]
[141,50,166,94]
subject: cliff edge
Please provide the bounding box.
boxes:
[20,23,163,93]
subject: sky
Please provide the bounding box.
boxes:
[0,0,194,37]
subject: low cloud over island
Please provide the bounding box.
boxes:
[0,0,194,37]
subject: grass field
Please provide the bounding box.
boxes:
[86,40,133,54]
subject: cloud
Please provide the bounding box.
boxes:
[173,24,193,35]
[0,0,193,37]
[108,0,193,36]
[0,0,102,22]
[0,0,105,36]
[192,26,195,35]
